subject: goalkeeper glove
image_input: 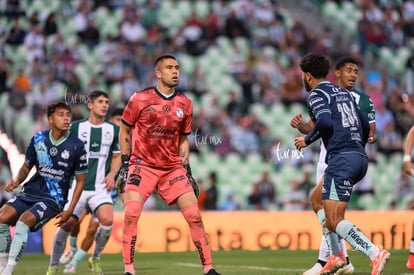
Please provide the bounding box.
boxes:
[184,164,199,198]
[115,155,130,194]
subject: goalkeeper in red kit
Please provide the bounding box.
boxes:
[116,54,220,275]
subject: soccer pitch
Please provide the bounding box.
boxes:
[15,249,410,274]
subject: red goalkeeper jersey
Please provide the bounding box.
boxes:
[122,87,193,169]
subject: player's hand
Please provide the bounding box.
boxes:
[115,155,130,194]
[290,113,303,129]
[403,161,414,177]
[55,210,71,227]
[367,131,378,143]
[5,180,19,193]
[294,136,307,150]
[102,173,115,191]
[184,164,199,198]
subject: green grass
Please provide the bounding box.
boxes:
[15,250,409,274]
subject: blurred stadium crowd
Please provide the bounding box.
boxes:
[0,0,414,211]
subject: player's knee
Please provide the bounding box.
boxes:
[124,201,142,225]
[181,205,202,225]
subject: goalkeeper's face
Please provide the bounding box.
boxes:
[49,107,71,132]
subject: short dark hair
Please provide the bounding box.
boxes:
[89,90,109,103]
[154,54,176,68]
[334,56,359,70]
[110,107,124,118]
[47,101,71,117]
[299,53,330,79]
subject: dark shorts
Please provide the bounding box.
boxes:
[6,193,61,232]
[323,153,368,202]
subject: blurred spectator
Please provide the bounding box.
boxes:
[224,10,249,39]
[80,19,101,48]
[140,0,159,29]
[229,117,259,156]
[394,169,414,200]
[299,170,313,197]
[406,54,414,95]
[24,23,45,64]
[204,172,219,210]
[6,19,26,45]
[247,183,263,210]
[378,121,403,156]
[219,192,240,211]
[120,12,146,45]
[375,102,394,134]
[257,171,276,206]
[4,0,25,19]
[283,179,308,211]
[122,69,140,101]
[43,13,58,36]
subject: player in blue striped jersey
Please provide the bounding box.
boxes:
[0,101,87,275]
[294,53,390,275]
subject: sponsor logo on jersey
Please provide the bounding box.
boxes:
[162,105,171,113]
[50,147,58,156]
[104,131,112,140]
[91,142,99,147]
[61,149,70,159]
[176,108,184,118]
[147,124,176,140]
[81,132,88,138]
[58,161,68,167]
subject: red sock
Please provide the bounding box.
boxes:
[122,200,143,271]
[181,205,213,272]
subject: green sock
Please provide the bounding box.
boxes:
[69,235,78,251]
[316,209,341,256]
[336,219,378,260]
[69,249,87,267]
[0,224,11,254]
[9,221,29,262]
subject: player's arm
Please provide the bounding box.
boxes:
[180,135,199,197]
[290,113,314,134]
[102,153,121,191]
[56,172,86,226]
[116,122,132,193]
[403,125,414,176]
[295,92,332,150]
[356,106,370,145]
[5,162,33,192]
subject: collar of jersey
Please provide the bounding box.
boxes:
[49,130,70,146]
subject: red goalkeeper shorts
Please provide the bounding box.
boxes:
[125,164,193,205]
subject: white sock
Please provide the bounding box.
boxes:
[49,228,70,267]
[93,224,112,259]
[318,235,329,261]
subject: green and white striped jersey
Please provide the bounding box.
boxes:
[70,119,120,191]
[351,89,376,123]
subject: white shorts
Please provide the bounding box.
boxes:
[316,161,328,183]
[65,188,113,219]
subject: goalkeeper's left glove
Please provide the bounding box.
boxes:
[115,155,130,194]
[184,164,199,198]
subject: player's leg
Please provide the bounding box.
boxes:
[408,220,414,270]
[121,164,154,275]
[163,167,219,275]
[63,212,95,273]
[48,193,87,271]
[326,154,390,275]
[87,201,113,275]
[3,199,60,275]
[60,209,87,265]
[0,203,19,273]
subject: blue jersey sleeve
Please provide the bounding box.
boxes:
[25,136,36,166]
[308,90,331,120]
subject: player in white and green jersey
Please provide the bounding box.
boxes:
[47,91,121,275]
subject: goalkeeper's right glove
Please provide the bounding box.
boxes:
[115,155,130,194]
